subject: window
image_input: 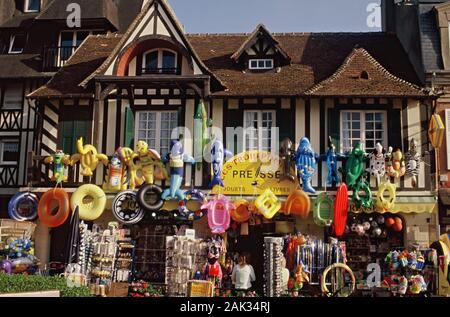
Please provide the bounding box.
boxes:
[58,31,97,62]
[244,110,276,151]
[135,111,179,155]
[24,0,40,12]
[8,34,26,54]
[0,140,19,165]
[249,59,274,70]
[142,49,178,74]
[341,110,387,153]
[2,83,23,110]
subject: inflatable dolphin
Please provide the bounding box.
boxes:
[162,140,195,201]
[209,138,232,188]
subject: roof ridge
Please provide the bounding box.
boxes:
[186,31,388,37]
[305,47,425,95]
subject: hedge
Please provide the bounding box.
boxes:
[0,273,91,297]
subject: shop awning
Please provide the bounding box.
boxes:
[353,196,437,214]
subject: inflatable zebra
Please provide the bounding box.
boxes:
[405,138,421,187]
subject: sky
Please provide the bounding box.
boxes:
[169,0,383,34]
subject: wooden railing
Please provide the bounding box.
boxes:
[27,152,432,192]
[42,46,78,72]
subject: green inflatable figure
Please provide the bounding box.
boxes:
[344,143,366,189]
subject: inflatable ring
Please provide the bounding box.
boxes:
[314,193,334,227]
[231,199,252,223]
[333,183,348,237]
[137,184,164,212]
[321,263,356,297]
[70,185,106,221]
[283,190,311,219]
[353,181,373,209]
[38,189,70,228]
[112,190,145,224]
[376,182,396,212]
[8,192,39,221]
[182,189,207,221]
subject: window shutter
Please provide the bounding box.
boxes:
[446,109,450,170]
[61,121,74,153]
[328,108,340,152]
[124,107,135,149]
[278,109,294,143]
[225,107,243,154]
[73,121,90,153]
[388,109,402,151]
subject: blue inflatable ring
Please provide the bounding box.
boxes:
[8,192,39,221]
[178,189,208,221]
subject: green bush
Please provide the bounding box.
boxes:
[0,273,91,297]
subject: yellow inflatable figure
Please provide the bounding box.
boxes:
[135,141,167,185]
[117,147,142,190]
[70,137,108,177]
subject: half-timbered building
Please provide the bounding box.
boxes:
[26,0,438,267]
[0,0,144,211]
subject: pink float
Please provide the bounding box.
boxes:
[202,195,235,234]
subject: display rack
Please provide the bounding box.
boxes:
[132,224,178,284]
[263,237,284,297]
[113,240,135,283]
[165,235,208,297]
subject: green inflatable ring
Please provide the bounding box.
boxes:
[353,181,373,209]
[314,193,334,227]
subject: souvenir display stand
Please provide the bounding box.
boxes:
[165,235,209,296]
[113,230,135,283]
[263,237,284,297]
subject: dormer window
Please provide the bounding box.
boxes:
[24,0,40,13]
[9,34,26,54]
[142,49,178,75]
[249,59,274,70]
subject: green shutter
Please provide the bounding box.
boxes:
[61,121,74,153]
[328,108,340,152]
[124,107,135,148]
[388,109,402,150]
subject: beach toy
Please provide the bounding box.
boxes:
[112,190,145,224]
[70,137,108,177]
[38,189,70,228]
[230,199,252,223]
[70,185,106,221]
[137,184,164,212]
[8,192,38,221]
[295,137,318,194]
[202,195,234,234]
[103,154,127,192]
[283,190,310,219]
[353,180,373,209]
[314,193,334,227]
[333,183,348,237]
[387,149,406,179]
[255,189,281,220]
[43,150,71,183]
[376,182,396,212]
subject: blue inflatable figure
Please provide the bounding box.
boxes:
[295,137,319,194]
[162,139,195,201]
[209,138,232,188]
[321,136,346,187]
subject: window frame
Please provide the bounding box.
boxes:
[243,109,276,152]
[24,0,40,13]
[134,110,179,155]
[2,83,23,110]
[142,48,178,74]
[8,34,26,54]
[58,30,103,63]
[340,109,388,153]
[0,140,20,165]
[248,58,274,70]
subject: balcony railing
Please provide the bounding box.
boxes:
[42,46,78,72]
[141,67,178,75]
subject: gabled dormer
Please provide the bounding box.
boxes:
[231,24,291,72]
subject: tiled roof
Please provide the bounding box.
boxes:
[304,48,426,97]
[0,54,53,79]
[29,32,426,98]
[36,0,119,30]
[0,13,38,28]
[28,34,123,98]
[188,32,423,96]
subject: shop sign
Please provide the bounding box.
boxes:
[212,151,298,196]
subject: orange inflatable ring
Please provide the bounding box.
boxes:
[283,190,311,219]
[38,189,70,228]
[230,199,252,223]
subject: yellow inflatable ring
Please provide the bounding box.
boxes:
[321,263,356,297]
[70,185,106,221]
[376,182,396,212]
